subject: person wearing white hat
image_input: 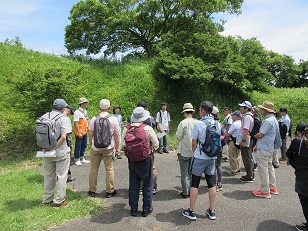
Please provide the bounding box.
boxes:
[73,97,90,166]
[176,103,196,198]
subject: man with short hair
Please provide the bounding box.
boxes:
[176,103,196,198]
[252,101,279,198]
[238,101,255,183]
[222,107,232,162]
[42,99,71,207]
[156,102,171,154]
[88,99,120,198]
[279,107,291,164]
[74,97,90,166]
[182,101,217,221]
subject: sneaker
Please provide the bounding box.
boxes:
[117,155,122,159]
[153,188,158,195]
[66,176,76,183]
[239,176,254,183]
[131,208,138,217]
[75,160,82,166]
[163,149,169,153]
[106,190,117,198]
[53,200,69,208]
[158,150,163,154]
[270,187,278,195]
[216,185,223,191]
[254,163,258,170]
[252,190,271,198]
[279,158,287,164]
[205,208,216,220]
[88,191,96,197]
[81,159,90,164]
[182,209,196,220]
[179,192,189,198]
[142,207,153,217]
[296,225,308,231]
[227,171,237,176]
[236,170,242,175]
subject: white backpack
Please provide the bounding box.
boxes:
[35,112,64,148]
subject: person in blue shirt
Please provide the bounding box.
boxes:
[112,105,123,159]
[182,101,217,221]
[279,107,291,164]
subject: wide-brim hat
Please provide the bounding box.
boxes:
[131,107,150,123]
[181,103,195,113]
[78,97,89,105]
[258,101,275,113]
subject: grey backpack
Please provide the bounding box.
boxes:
[35,112,64,148]
[93,114,111,148]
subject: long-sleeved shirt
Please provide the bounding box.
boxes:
[176,117,196,157]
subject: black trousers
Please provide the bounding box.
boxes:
[299,194,308,223]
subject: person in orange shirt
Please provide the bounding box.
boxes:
[74,98,90,166]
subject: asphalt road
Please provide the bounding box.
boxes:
[51,151,303,231]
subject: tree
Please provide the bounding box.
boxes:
[293,59,308,87]
[65,0,243,58]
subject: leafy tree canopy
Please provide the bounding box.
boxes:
[65,0,243,58]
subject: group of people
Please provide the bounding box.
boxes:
[39,97,308,231]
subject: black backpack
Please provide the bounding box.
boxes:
[247,114,261,139]
[93,114,111,148]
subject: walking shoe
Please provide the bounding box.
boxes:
[81,159,90,164]
[153,188,158,195]
[205,208,216,220]
[117,155,122,159]
[88,191,96,197]
[270,187,278,195]
[142,207,153,217]
[239,176,254,183]
[158,150,163,154]
[216,185,223,192]
[279,158,287,164]
[252,190,271,198]
[43,201,53,206]
[223,157,229,162]
[182,209,196,220]
[227,171,237,176]
[296,225,308,231]
[75,160,82,166]
[163,149,169,153]
[106,190,117,198]
[179,192,189,198]
[53,200,69,208]
[131,208,138,217]
[254,163,258,170]
[66,176,76,183]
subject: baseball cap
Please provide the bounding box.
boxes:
[238,101,252,109]
[53,99,68,110]
[99,99,110,110]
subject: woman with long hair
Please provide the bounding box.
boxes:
[286,122,308,231]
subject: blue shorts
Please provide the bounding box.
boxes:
[191,157,215,176]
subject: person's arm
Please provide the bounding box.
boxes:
[149,127,159,150]
[74,121,82,138]
[175,122,184,141]
[114,130,120,155]
[89,130,94,146]
[192,139,197,153]
[239,128,249,147]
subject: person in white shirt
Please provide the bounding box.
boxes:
[279,107,291,164]
[175,103,196,198]
[156,102,171,154]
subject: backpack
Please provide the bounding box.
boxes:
[124,124,149,161]
[200,120,221,157]
[247,114,261,138]
[279,121,288,139]
[93,114,111,148]
[274,121,282,149]
[35,112,64,148]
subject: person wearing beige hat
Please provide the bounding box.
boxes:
[175,103,196,198]
[73,97,90,166]
[252,101,279,199]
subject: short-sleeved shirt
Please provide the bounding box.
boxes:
[48,110,71,157]
[279,114,291,136]
[88,112,119,151]
[112,113,122,134]
[191,115,217,160]
[256,114,278,152]
[228,120,241,138]
[156,110,170,130]
[223,114,233,129]
[73,107,89,136]
[241,112,254,133]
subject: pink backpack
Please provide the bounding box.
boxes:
[124,124,149,161]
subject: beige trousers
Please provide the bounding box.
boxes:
[229,141,241,172]
[89,148,114,193]
[43,153,70,204]
[256,149,277,193]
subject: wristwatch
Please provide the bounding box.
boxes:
[242,139,246,142]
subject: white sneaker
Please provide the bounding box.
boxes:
[75,160,82,166]
[81,159,90,164]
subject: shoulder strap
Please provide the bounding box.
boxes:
[299,139,303,155]
[159,111,162,123]
[78,108,89,119]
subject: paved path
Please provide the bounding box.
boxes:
[51,151,303,231]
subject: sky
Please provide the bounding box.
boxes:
[0,0,307,62]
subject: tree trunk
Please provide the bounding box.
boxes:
[144,41,154,58]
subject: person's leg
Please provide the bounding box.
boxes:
[128,160,140,211]
[299,194,308,224]
[141,156,153,211]
[272,149,280,167]
[268,151,277,189]
[256,149,270,193]
[216,154,222,185]
[74,136,82,161]
[179,155,191,195]
[88,149,103,192]
[163,130,168,151]
[240,142,254,179]
[189,174,200,212]
[229,142,238,173]
[80,134,88,160]
[102,149,115,193]
[158,138,163,153]
[54,154,70,204]
[280,138,287,159]
[43,158,56,203]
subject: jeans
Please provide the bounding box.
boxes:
[159,130,168,151]
[129,156,153,211]
[179,155,191,195]
[74,134,87,161]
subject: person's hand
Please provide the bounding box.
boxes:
[239,141,246,147]
[115,148,120,155]
[253,146,257,152]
